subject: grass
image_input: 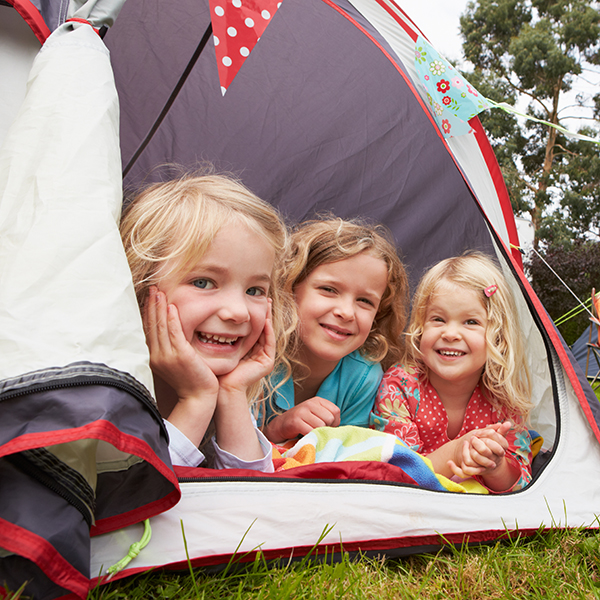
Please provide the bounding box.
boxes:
[80,527,600,600]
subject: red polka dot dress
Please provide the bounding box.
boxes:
[369,364,532,492]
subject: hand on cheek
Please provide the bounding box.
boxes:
[218,299,275,396]
[144,286,219,447]
[143,286,219,398]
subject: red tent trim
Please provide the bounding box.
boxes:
[6,0,50,43]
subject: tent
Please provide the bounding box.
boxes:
[2,0,600,597]
[572,325,600,381]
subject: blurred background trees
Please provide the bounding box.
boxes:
[459,0,600,343]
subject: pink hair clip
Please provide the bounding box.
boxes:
[484,284,497,298]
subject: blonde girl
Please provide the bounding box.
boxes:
[371,252,533,492]
[121,173,292,469]
[263,217,409,444]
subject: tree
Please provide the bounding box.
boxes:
[460,0,600,246]
[527,240,600,345]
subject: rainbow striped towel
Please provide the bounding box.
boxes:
[273,425,469,493]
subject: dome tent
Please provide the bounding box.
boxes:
[94,0,600,575]
[1,0,599,597]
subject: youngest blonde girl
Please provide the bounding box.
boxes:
[370,252,533,492]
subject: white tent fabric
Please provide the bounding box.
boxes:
[0,21,153,392]
[91,349,599,579]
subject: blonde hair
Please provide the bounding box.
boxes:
[283,217,409,376]
[120,172,294,409]
[406,251,532,421]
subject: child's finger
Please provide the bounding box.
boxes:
[166,303,189,352]
[469,437,499,468]
[311,397,341,425]
[144,286,163,350]
[261,299,276,361]
[448,459,485,479]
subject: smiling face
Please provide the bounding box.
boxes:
[293,252,388,379]
[419,280,488,394]
[157,220,274,376]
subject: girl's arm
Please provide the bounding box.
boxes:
[369,365,423,451]
[144,287,219,448]
[214,301,275,460]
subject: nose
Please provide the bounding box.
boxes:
[218,289,250,324]
[441,321,461,340]
[333,296,355,321]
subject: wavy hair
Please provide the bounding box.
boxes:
[405,251,532,421]
[120,171,295,410]
[282,217,409,379]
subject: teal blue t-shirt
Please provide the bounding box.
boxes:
[263,350,383,429]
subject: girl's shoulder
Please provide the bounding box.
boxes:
[339,350,383,377]
[383,363,420,381]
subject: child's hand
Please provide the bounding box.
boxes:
[263,397,341,444]
[218,300,275,396]
[447,421,519,490]
[212,301,275,460]
[144,287,219,447]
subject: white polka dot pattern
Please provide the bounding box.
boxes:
[208,0,282,93]
[370,365,532,491]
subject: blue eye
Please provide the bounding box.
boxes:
[358,297,375,307]
[247,287,266,297]
[193,279,214,289]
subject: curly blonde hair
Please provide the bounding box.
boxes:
[405,251,532,421]
[120,172,294,409]
[283,217,409,378]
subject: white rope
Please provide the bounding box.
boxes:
[528,245,595,320]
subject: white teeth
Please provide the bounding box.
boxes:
[199,333,238,345]
[439,350,464,356]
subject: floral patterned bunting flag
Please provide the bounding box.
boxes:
[414,35,489,137]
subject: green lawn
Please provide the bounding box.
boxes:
[80,527,600,600]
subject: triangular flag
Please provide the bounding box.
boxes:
[414,35,489,138]
[209,0,282,94]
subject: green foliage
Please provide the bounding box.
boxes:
[85,527,600,599]
[527,239,600,344]
[460,0,600,242]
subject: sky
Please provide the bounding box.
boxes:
[402,1,469,64]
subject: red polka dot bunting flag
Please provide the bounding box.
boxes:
[209,0,282,94]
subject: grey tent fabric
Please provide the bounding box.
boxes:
[106,0,495,292]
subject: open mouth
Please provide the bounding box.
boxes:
[437,349,465,357]
[197,332,240,345]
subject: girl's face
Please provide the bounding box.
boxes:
[419,280,488,393]
[157,220,274,376]
[294,252,388,376]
